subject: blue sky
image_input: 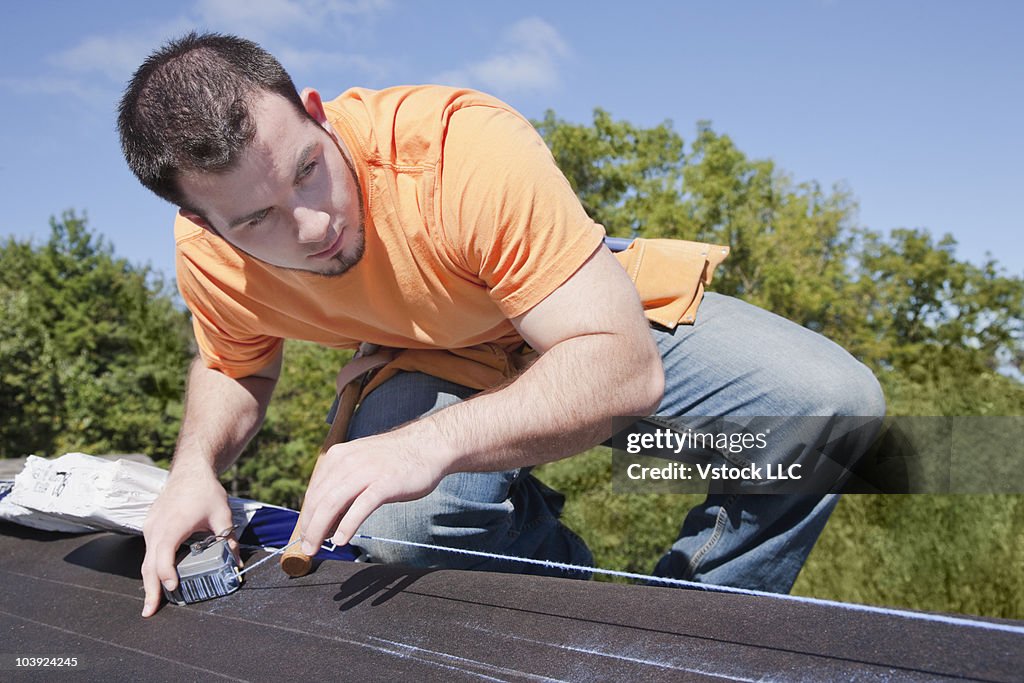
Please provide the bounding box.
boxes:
[1,0,1022,280]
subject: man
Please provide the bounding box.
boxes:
[119,33,885,618]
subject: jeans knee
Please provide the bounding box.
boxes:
[856,366,887,418]
[357,507,485,568]
[777,361,886,474]
[355,472,517,569]
[791,354,886,419]
[823,362,886,418]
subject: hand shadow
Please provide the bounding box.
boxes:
[333,563,436,611]
[63,533,147,579]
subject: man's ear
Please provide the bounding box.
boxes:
[300,88,328,125]
[179,208,216,233]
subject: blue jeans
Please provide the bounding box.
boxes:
[347,292,886,592]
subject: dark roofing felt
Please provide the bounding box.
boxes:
[2,522,1022,682]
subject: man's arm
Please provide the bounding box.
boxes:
[140,350,281,617]
[297,246,663,553]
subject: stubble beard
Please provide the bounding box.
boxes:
[317,226,366,277]
[315,133,366,278]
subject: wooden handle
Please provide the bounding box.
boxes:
[280,345,377,577]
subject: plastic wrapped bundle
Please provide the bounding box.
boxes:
[1,452,357,562]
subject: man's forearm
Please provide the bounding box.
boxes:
[171,355,279,477]
[400,249,664,476]
[409,329,663,475]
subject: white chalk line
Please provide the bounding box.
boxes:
[466,625,764,682]
[351,534,1024,637]
[365,636,565,682]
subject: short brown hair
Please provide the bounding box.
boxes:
[117,32,308,209]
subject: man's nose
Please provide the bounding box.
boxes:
[293,205,331,244]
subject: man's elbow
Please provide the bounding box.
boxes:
[642,352,666,416]
[625,340,664,417]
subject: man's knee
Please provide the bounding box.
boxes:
[801,358,886,419]
[760,326,886,419]
[355,470,518,569]
[347,371,478,440]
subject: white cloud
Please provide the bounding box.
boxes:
[30,0,392,104]
[49,36,147,81]
[46,18,194,83]
[275,47,388,79]
[504,17,569,60]
[430,17,570,95]
[195,0,391,39]
[0,76,108,105]
[197,0,309,31]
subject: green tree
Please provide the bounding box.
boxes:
[0,211,192,459]
[683,126,862,336]
[535,112,863,340]
[230,341,353,508]
[0,286,63,454]
[850,229,1023,372]
[533,108,688,237]
[533,109,1023,405]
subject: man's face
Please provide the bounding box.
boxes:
[178,89,364,276]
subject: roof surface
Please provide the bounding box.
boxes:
[2,522,1022,682]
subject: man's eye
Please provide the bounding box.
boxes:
[248,209,270,227]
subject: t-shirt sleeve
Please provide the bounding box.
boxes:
[175,231,284,379]
[438,104,606,319]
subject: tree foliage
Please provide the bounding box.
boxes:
[533,109,688,237]
[228,341,353,508]
[0,211,192,459]
[535,109,1024,414]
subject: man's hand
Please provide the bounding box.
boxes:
[139,353,281,617]
[140,466,236,617]
[296,429,449,553]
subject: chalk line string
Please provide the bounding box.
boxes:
[337,533,1024,637]
[235,533,1024,636]
[236,538,302,578]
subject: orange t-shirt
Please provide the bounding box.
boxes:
[175,86,606,379]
